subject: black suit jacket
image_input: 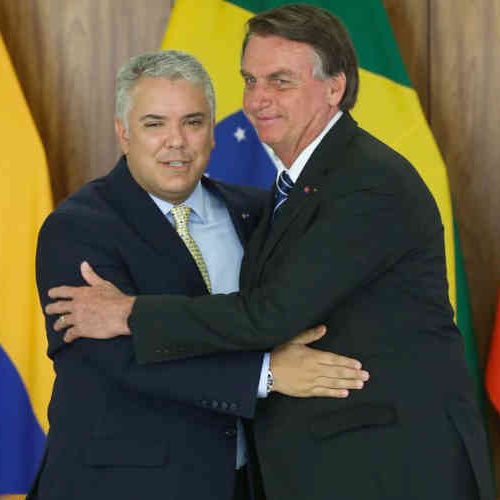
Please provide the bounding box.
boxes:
[130,114,494,499]
[30,157,267,500]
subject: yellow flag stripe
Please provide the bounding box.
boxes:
[0,34,53,432]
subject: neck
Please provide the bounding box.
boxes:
[276,109,340,167]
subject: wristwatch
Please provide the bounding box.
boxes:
[266,367,274,395]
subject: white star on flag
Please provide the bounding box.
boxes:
[233,127,246,142]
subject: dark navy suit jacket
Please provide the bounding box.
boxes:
[30,157,268,500]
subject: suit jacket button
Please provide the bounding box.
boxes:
[220,401,229,410]
[211,401,219,409]
[229,403,238,411]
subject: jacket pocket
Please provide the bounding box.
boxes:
[310,402,398,440]
[83,438,168,467]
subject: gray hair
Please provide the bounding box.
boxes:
[115,50,216,131]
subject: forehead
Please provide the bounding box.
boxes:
[242,35,316,76]
[129,77,209,113]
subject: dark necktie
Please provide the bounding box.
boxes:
[273,170,294,218]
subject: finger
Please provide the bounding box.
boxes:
[53,314,74,332]
[81,261,107,287]
[315,366,370,381]
[45,300,73,315]
[311,387,349,398]
[315,376,366,390]
[289,325,327,345]
[63,327,79,343]
[48,286,79,300]
[316,351,363,370]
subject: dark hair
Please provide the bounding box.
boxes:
[242,3,359,110]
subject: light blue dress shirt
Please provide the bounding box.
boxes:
[149,179,270,469]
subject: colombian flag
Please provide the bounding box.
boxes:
[161,0,483,401]
[0,34,53,496]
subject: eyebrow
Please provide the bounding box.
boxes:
[268,70,295,79]
[240,69,296,79]
[139,112,207,122]
[183,112,207,120]
[139,114,166,122]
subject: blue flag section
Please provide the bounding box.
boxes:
[207,110,276,188]
[0,346,45,494]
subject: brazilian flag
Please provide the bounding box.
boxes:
[161,0,483,403]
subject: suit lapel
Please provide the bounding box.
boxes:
[252,113,359,282]
[101,157,207,294]
[202,176,258,247]
[240,192,274,288]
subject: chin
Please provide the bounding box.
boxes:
[256,130,282,146]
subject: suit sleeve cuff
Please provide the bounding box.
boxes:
[257,352,271,398]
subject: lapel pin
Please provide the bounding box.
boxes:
[241,212,250,220]
[304,186,311,194]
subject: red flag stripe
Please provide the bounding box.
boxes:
[485,289,500,413]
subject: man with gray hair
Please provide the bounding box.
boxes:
[31,50,368,500]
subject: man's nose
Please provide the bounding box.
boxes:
[246,82,272,110]
[163,124,185,149]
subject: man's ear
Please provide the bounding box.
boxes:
[115,117,130,154]
[211,117,216,149]
[326,72,347,108]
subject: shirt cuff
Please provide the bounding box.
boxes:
[257,352,271,398]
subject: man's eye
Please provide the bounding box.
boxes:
[273,78,289,87]
[186,119,203,127]
[243,76,256,87]
[144,122,162,128]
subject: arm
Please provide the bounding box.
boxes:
[37,211,264,418]
[41,211,369,411]
[46,167,419,362]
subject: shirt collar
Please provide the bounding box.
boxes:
[265,110,343,184]
[148,179,208,223]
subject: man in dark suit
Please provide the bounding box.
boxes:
[46,5,495,500]
[33,50,369,500]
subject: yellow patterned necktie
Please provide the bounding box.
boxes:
[171,204,212,293]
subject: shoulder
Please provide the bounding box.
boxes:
[39,172,114,241]
[334,127,433,200]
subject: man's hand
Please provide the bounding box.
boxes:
[45,262,135,342]
[270,326,369,398]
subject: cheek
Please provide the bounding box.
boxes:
[128,138,149,157]
[194,133,214,157]
[242,93,254,115]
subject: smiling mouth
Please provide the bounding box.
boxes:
[159,160,190,168]
[254,116,280,125]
